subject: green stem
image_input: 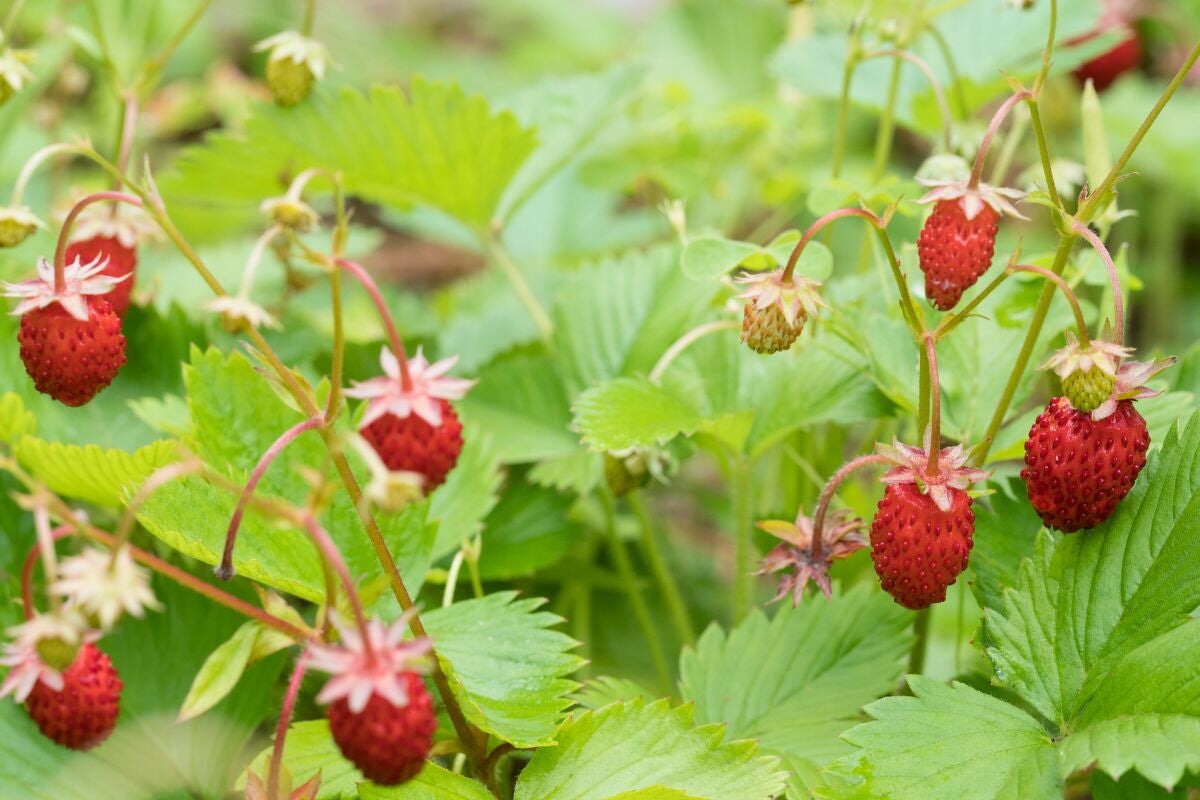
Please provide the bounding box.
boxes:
[987,104,1027,187]
[600,489,672,694]
[871,57,904,181]
[4,0,26,33]
[924,24,968,119]
[85,0,123,90]
[932,269,1010,340]
[917,344,931,434]
[1026,102,1061,208]
[302,0,317,35]
[139,0,214,95]
[907,607,932,675]
[732,458,754,622]
[325,269,344,423]
[628,492,694,647]
[487,236,555,349]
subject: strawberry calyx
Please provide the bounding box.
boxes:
[2,255,128,321]
[756,508,866,603]
[1043,331,1131,413]
[306,609,432,714]
[1091,355,1175,421]
[735,267,825,330]
[876,437,990,513]
[917,178,1028,221]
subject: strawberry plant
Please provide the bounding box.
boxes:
[1,0,1199,798]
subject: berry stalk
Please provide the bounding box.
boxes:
[967,91,1031,191]
[268,654,310,798]
[924,334,942,475]
[218,416,325,580]
[1007,263,1090,344]
[1071,221,1124,344]
[811,454,889,566]
[299,514,376,662]
[648,320,739,384]
[53,192,142,292]
[19,525,72,621]
[335,258,413,391]
[9,143,81,207]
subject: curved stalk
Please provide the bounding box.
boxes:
[968,91,1031,190]
[811,454,889,565]
[648,320,740,384]
[1071,221,1124,344]
[335,258,413,390]
[268,654,310,799]
[863,49,954,153]
[9,143,82,207]
[19,525,72,620]
[1007,264,1090,344]
[53,191,143,291]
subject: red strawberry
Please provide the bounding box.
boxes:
[24,643,122,750]
[361,398,463,489]
[65,236,137,315]
[870,482,975,609]
[18,296,126,407]
[327,672,436,786]
[1073,32,1141,92]
[1021,397,1149,532]
[917,200,999,311]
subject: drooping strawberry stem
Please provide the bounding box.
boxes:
[648,320,740,384]
[299,514,377,662]
[863,49,954,153]
[31,501,62,613]
[53,191,142,292]
[968,91,1032,191]
[1007,264,1090,345]
[811,454,889,566]
[217,417,325,580]
[234,224,284,302]
[924,333,942,475]
[9,143,81,207]
[1071,221,1125,345]
[335,258,413,392]
[19,525,72,621]
[784,207,880,282]
[268,654,311,799]
[113,93,138,192]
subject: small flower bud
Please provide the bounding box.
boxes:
[254,32,329,107]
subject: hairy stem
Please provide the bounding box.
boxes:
[648,320,740,384]
[924,334,941,474]
[268,654,310,798]
[732,459,754,621]
[811,454,889,565]
[863,49,954,153]
[487,236,555,349]
[968,91,1031,190]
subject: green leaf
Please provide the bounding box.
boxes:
[424,592,583,748]
[161,80,536,235]
[514,698,788,800]
[680,235,831,282]
[1091,769,1188,800]
[0,392,35,444]
[824,676,1061,800]
[358,763,495,799]
[14,437,178,508]
[679,584,912,793]
[429,434,503,560]
[571,676,655,710]
[553,244,716,391]
[967,482,1043,614]
[573,377,702,453]
[478,478,576,580]
[496,64,644,224]
[984,411,1200,727]
[178,621,259,722]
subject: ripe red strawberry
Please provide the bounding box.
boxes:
[870,482,975,609]
[327,672,436,786]
[361,399,463,489]
[917,200,999,311]
[18,297,126,407]
[1073,32,1141,92]
[65,236,137,315]
[869,438,989,609]
[24,643,122,750]
[1021,397,1149,532]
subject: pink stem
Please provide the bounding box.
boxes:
[811,454,890,564]
[1008,264,1090,344]
[334,258,413,391]
[53,192,143,292]
[299,514,376,662]
[925,334,942,475]
[1071,221,1125,345]
[783,207,883,281]
[114,93,138,190]
[268,654,310,799]
[968,91,1032,190]
[217,417,324,580]
[19,526,73,621]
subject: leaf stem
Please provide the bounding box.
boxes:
[335,258,413,391]
[139,0,213,95]
[862,49,954,153]
[830,48,858,179]
[487,235,555,349]
[628,491,694,647]
[599,488,672,694]
[871,57,904,181]
[217,416,324,580]
[731,458,754,621]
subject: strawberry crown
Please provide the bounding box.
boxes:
[917,178,1028,221]
[0,608,96,702]
[1043,330,1131,382]
[254,31,330,78]
[306,610,432,714]
[734,268,825,327]
[756,508,866,602]
[876,436,990,512]
[346,346,475,429]
[1091,355,1175,421]
[2,255,128,321]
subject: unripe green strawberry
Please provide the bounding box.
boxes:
[741,302,802,355]
[0,206,41,248]
[1061,365,1117,413]
[734,268,824,356]
[1042,333,1130,414]
[266,57,315,107]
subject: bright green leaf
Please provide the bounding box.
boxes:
[573,377,702,453]
[14,437,178,508]
[514,698,788,800]
[358,762,495,799]
[178,621,260,722]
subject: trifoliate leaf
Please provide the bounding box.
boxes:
[514,698,788,800]
[679,584,912,793]
[823,676,1061,800]
[14,437,178,508]
[424,592,583,748]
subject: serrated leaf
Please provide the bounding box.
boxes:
[178,621,260,722]
[680,235,831,282]
[983,411,1200,727]
[0,393,35,444]
[161,79,536,236]
[14,437,178,508]
[478,478,575,580]
[967,481,1043,613]
[429,434,503,560]
[424,592,583,748]
[571,676,654,710]
[514,698,788,800]
[679,584,912,792]
[825,676,1061,800]
[357,763,495,799]
[573,377,702,453]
